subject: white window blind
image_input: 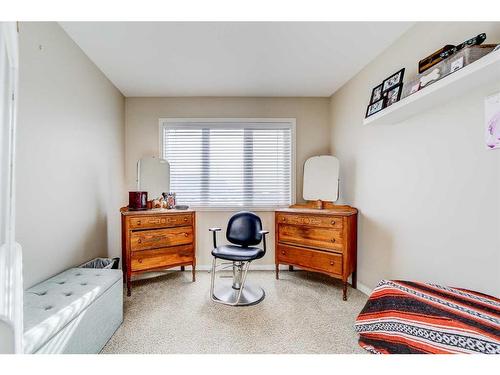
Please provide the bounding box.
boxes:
[161,119,294,209]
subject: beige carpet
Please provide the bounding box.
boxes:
[101,270,368,354]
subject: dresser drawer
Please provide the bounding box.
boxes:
[131,245,194,272]
[276,213,343,229]
[278,224,343,251]
[129,214,192,229]
[277,245,342,276]
[130,226,193,251]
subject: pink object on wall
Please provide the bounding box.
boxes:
[485,92,500,149]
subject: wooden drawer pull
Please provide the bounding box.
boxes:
[138,259,143,263]
[184,233,188,237]
[184,217,188,221]
[330,261,334,265]
[331,239,336,243]
[331,220,335,225]
[137,221,141,225]
[281,250,285,255]
[138,239,142,244]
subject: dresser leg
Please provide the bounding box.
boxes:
[351,271,357,289]
[192,265,196,282]
[289,265,294,272]
[275,264,279,280]
[180,266,185,271]
[342,281,348,301]
[127,280,131,297]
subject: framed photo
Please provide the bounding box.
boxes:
[366,98,385,117]
[386,84,403,107]
[370,83,383,104]
[450,56,464,73]
[409,82,420,95]
[382,68,405,92]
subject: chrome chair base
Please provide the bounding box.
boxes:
[210,258,265,306]
[213,282,265,306]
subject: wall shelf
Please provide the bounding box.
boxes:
[363,49,500,126]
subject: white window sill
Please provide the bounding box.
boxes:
[189,207,283,212]
[188,206,291,212]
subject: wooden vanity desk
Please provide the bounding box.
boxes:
[275,202,357,300]
[121,207,196,296]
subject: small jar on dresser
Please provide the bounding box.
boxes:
[120,207,196,296]
[275,202,357,301]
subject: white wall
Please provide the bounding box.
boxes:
[17,22,126,288]
[330,22,500,296]
[125,97,330,266]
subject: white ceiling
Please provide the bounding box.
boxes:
[60,22,413,97]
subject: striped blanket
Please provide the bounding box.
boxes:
[355,280,500,354]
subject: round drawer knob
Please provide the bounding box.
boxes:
[137,239,142,244]
[331,239,336,243]
[184,218,188,221]
[282,218,285,221]
[137,221,141,225]
[331,220,335,225]
[184,233,188,237]
[138,259,142,263]
[330,261,334,265]
[281,251,285,255]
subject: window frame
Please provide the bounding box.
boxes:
[159,118,297,211]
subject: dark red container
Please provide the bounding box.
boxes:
[128,191,148,210]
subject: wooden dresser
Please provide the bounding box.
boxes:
[121,208,196,296]
[275,203,358,300]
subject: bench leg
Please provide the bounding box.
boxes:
[180,266,185,271]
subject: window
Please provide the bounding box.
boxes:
[160,119,295,209]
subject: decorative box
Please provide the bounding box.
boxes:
[402,44,497,99]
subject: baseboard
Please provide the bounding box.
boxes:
[194,264,288,271]
[354,282,372,296]
[192,264,373,296]
[151,263,373,296]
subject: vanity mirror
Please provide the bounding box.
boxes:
[136,156,170,200]
[303,155,339,207]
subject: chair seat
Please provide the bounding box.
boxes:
[212,245,265,261]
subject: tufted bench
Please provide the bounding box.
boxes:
[23,268,123,354]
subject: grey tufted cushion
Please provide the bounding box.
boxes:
[23,268,122,354]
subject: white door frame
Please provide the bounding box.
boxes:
[0,21,23,354]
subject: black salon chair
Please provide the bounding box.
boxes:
[209,211,269,306]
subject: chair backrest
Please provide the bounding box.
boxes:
[226,211,263,247]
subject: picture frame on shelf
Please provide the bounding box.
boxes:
[450,56,464,73]
[382,68,405,92]
[370,83,383,104]
[409,82,420,95]
[386,84,403,107]
[366,98,385,118]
